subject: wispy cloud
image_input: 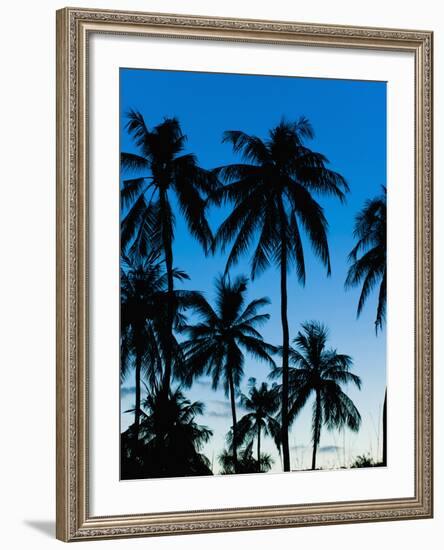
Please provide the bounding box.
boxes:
[290,444,343,453]
[196,380,212,388]
[120,386,136,397]
[207,410,231,418]
[205,399,245,419]
[206,400,232,418]
[208,399,246,412]
[319,445,343,453]
[208,399,231,411]
[291,444,308,451]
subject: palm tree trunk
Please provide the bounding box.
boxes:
[134,346,142,449]
[257,421,261,471]
[382,388,387,466]
[280,221,291,472]
[311,389,322,470]
[160,191,174,395]
[228,370,239,473]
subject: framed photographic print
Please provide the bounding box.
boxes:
[56,7,433,542]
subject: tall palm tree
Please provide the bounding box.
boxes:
[235,378,281,468]
[120,250,198,444]
[212,119,349,471]
[121,383,213,479]
[121,114,219,394]
[179,275,276,473]
[345,186,386,464]
[272,321,362,470]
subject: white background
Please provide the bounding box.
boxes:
[90,34,415,515]
[0,0,442,548]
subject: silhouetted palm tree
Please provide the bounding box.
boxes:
[345,187,386,332]
[179,275,276,473]
[212,119,349,471]
[272,321,361,470]
[121,383,213,479]
[120,250,199,444]
[121,250,166,444]
[234,378,281,468]
[121,114,219,394]
[345,187,386,464]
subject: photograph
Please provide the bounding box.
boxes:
[119,68,387,480]
[0,0,438,545]
[53,6,433,541]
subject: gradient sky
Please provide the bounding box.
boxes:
[120,68,387,474]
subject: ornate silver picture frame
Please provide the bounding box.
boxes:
[56,7,433,542]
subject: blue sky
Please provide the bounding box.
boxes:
[120,68,387,473]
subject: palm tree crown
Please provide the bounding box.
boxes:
[211,118,349,471]
[345,186,386,332]
[272,321,362,470]
[178,275,276,472]
[212,118,349,280]
[121,114,218,256]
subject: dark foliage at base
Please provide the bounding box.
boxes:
[218,442,273,475]
[121,386,213,479]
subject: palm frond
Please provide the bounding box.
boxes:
[222,130,269,164]
[375,270,387,333]
[237,334,276,366]
[120,192,147,250]
[120,151,149,173]
[250,202,280,279]
[120,178,150,210]
[237,297,271,323]
[174,176,214,253]
[125,110,152,156]
[346,188,386,331]
[288,211,306,284]
[286,183,331,275]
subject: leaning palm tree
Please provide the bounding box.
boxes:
[121,383,213,479]
[178,275,276,473]
[234,378,281,468]
[212,119,349,471]
[271,321,362,470]
[120,250,198,444]
[345,186,387,332]
[345,186,387,464]
[121,114,219,394]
